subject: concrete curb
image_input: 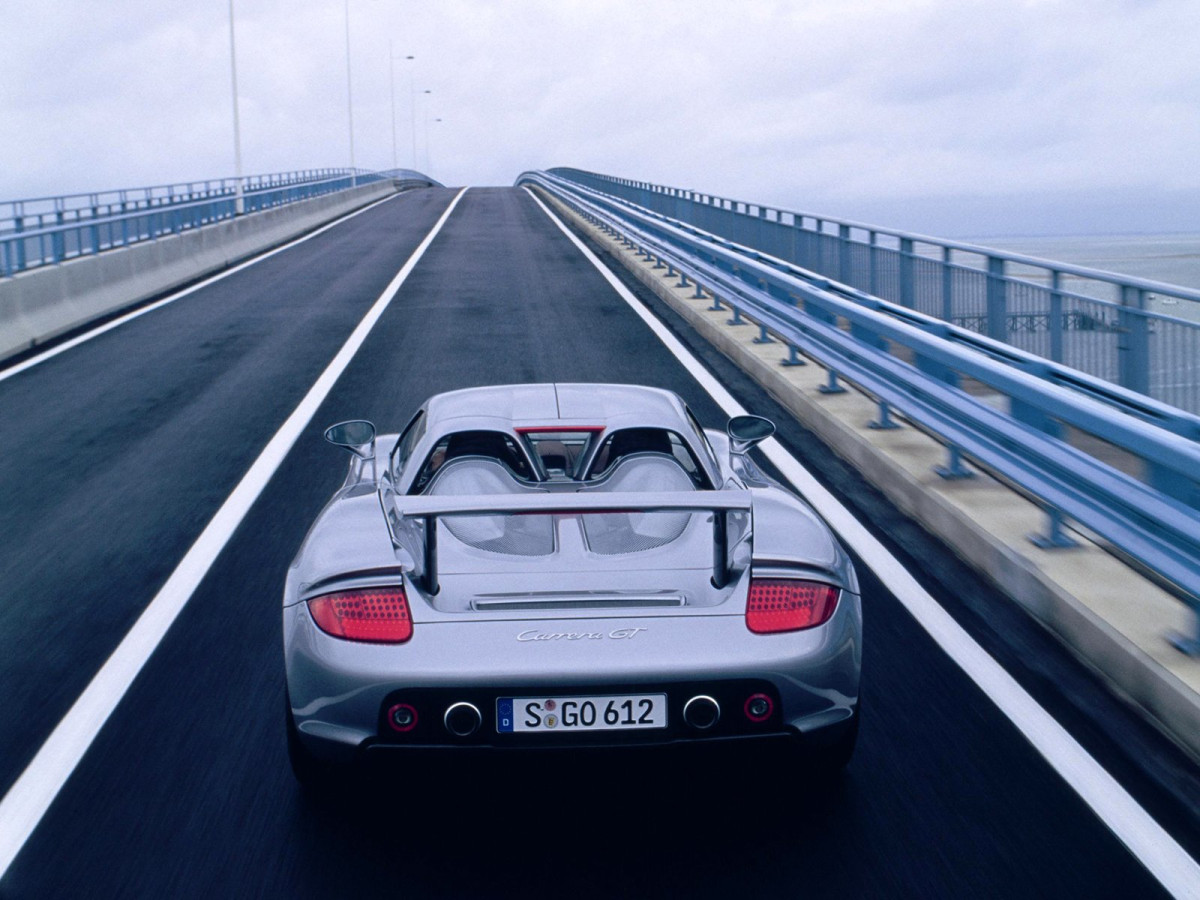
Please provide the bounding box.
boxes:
[0,181,398,363]
[541,189,1200,763]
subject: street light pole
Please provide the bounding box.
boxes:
[343,0,356,186]
[406,56,417,171]
[429,117,442,175]
[422,89,432,173]
[227,0,244,214]
[388,40,397,171]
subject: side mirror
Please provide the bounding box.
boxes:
[324,419,377,460]
[727,415,775,455]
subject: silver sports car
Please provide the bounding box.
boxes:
[284,383,861,788]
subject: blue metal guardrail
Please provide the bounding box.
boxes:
[547,168,1200,417]
[0,168,439,278]
[518,169,1200,652]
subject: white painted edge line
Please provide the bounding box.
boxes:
[528,187,1200,900]
[0,189,404,384]
[0,187,469,879]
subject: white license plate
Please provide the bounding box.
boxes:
[496,694,667,733]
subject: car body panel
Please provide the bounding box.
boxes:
[284,383,862,766]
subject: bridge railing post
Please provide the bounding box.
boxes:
[1118,285,1150,396]
[838,224,851,285]
[869,231,880,297]
[986,254,1008,342]
[13,216,27,271]
[899,237,914,309]
[1049,270,1064,363]
[942,246,954,321]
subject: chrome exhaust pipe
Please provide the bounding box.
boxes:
[444,702,482,737]
[683,695,720,730]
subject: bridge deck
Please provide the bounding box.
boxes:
[0,186,1195,898]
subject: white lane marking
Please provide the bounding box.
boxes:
[528,188,1200,900]
[0,187,469,879]
[0,189,408,384]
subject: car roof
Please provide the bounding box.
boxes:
[424,383,692,431]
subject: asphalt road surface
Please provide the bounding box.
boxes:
[0,186,1197,898]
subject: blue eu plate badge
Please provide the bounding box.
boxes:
[496,698,515,733]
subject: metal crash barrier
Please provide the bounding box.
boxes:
[517,169,1200,654]
[0,167,440,277]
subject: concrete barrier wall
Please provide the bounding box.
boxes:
[0,181,397,362]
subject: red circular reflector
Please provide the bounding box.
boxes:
[307,587,412,643]
[745,579,839,634]
[744,693,774,722]
[388,703,419,733]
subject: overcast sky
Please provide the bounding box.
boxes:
[2,0,1197,236]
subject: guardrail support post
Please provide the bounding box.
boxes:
[1030,507,1079,549]
[935,445,974,479]
[868,399,901,430]
[782,344,807,367]
[1168,613,1200,657]
[818,370,847,395]
[753,324,773,344]
[727,305,745,326]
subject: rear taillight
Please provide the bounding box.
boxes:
[745,578,839,634]
[307,587,412,643]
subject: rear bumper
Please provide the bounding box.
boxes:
[285,594,861,763]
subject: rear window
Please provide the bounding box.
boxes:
[519,430,599,480]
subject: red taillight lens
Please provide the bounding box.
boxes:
[307,587,412,643]
[746,578,839,634]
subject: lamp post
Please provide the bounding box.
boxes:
[429,117,443,175]
[227,0,244,214]
[388,41,398,171]
[406,55,416,170]
[422,89,432,173]
[390,48,417,174]
[343,0,356,186]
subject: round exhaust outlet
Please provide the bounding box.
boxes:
[683,695,720,730]
[444,702,482,737]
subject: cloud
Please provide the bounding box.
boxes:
[1,0,1196,234]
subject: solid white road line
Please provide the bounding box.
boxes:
[0,187,468,879]
[528,188,1200,900]
[0,189,407,384]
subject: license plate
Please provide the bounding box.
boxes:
[496,694,667,733]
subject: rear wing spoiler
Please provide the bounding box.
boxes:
[389,490,753,595]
